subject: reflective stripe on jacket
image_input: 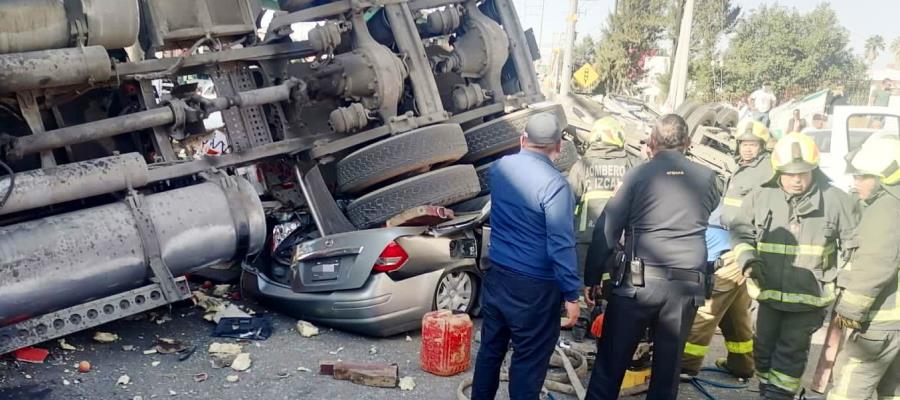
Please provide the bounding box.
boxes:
[567,145,636,242]
[836,185,900,329]
[721,153,773,228]
[731,173,859,312]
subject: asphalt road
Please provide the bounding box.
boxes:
[0,293,827,400]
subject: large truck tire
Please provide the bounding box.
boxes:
[459,104,564,163]
[715,107,739,128]
[474,161,495,195]
[451,194,490,213]
[346,165,481,228]
[554,139,579,173]
[674,99,701,119]
[336,124,468,194]
[686,104,717,138]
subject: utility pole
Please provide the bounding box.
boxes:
[559,0,578,95]
[665,0,694,111]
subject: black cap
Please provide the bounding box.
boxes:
[523,112,562,145]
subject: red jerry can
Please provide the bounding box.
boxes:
[420,310,473,376]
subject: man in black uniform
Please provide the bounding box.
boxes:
[584,114,721,400]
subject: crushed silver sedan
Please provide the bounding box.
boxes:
[242,184,490,337]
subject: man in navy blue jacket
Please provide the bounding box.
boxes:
[471,111,581,400]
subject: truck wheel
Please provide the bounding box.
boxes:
[554,139,579,173]
[474,162,495,195]
[337,124,468,194]
[686,104,717,139]
[714,107,739,128]
[459,104,565,163]
[451,194,490,213]
[674,99,701,119]
[346,165,481,228]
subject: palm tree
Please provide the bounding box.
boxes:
[891,37,900,67]
[865,35,885,64]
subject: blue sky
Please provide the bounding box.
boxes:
[513,0,900,67]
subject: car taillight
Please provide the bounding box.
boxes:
[373,241,408,273]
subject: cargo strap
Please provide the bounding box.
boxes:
[214,175,251,260]
[126,192,184,303]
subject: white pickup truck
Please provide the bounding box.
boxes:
[803,106,900,192]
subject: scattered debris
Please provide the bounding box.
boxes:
[202,281,214,290]
[63,379,71,386]
[143,349,158,355]
[329,347,344,355]
[77,361,92,373]
[296,320,319,338]
[155,338,188,354]
[209,342,242,354]
[169,389,177,396]
[369,346,378,355]
[177,345,197,362]
[274,371,291,380]
[154,314,172,325]
[193,373,208,383]
[297,367,311,373]
[14,347,49,364]
[230,353,252,372]
[212,284,232,298]
[122,345,135,352]
[213,317,272,340]
[399,376,416,391]
[320,361,399,388]
[59,339,77,351]
[117,375,131,386]
[24,374,32,379]
[226,375,240,383]
[133,396,143,400]
[93,332,119,343]
[405,335,413,342]
[151,361,161,367]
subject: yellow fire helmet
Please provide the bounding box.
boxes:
[849,137,900,185]
[770,132,820,174]
[590,116,625,148]
[735,118,770,144]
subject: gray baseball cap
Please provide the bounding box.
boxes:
[523,112,562,144]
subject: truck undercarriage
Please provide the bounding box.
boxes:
[0,0,551,353]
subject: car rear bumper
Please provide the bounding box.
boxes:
[241,268,443,337]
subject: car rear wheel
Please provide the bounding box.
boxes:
[434,270,477,313]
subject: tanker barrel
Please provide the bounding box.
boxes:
[7,106,175,160]
[0,46,113,93]
[0,178,266,326]
[0,153,149,216]
[0,0,139,54]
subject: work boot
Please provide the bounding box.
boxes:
[572,313,589,342]
[715,357,751,380]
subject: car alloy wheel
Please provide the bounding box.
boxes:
[435,271,474,312]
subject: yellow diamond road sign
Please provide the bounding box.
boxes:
[574,64,599,88]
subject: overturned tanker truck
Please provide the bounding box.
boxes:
[0,0,551,353]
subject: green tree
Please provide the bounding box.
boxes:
[865,35,886,64]
[592,0,668,95]
[720,4,864,101]
[660,0,740,101]
[890,37,900,67]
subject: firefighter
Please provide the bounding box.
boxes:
[567,116,638,279]
[730,132,859,399]
[828,137,900,400]
[680,206,755,380]
[721,119,774,228]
